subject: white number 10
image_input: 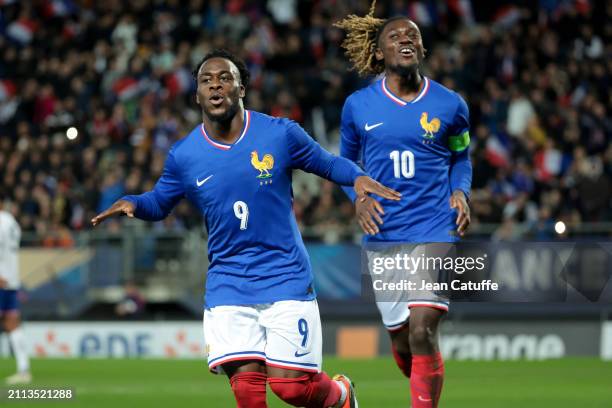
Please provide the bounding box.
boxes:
[233,201,249,230]
[389,150,415,179]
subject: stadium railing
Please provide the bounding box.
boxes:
[17,222,612,320]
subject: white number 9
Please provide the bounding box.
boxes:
[233,201,249,230]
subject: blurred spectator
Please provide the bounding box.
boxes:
[115,281,146,319]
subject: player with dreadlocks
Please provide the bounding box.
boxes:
[335,1,472,407]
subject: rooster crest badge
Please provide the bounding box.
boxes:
[420,112,441,139]
[251,151,274,179]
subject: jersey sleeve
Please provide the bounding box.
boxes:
[448,94,472,198]
[286,120,365,186]
[339,96,362,202]
[121,148,185,221]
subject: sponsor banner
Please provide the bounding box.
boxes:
[324,320,602,360]
[439,321,601,360]
[0,322,204,359]
[0,320,604,360]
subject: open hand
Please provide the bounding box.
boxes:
[91,200,136,227]
[450,190,470,236]
[356,195,386,235]
[354,176,401,201]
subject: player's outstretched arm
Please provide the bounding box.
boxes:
[92,148,185,227]
[91,200,135,227]
[286,120,401,201]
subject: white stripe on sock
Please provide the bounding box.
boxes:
[335,380,347,407]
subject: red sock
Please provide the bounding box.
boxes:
[410,352,444,408]
[268,372,341,407]
[230,372,268,408]
[391,343,412,378]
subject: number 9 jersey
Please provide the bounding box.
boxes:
[122,110,364,308]
[340,76,472,243]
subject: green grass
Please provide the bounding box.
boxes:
[1,357,611,407]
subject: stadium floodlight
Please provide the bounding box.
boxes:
[554,221,566,235]
[66,127,78,140]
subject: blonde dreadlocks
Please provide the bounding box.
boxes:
[333,0,385,77]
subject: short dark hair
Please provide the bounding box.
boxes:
[192,49,251,89]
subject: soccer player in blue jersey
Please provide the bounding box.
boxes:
[92,49,401,408]
[335,3,472,407]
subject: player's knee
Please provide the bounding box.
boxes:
[409,324,436,349]
[391,336,411,355]
[230,372,267,406]
[268,375,309,406]
[4,314,19,331]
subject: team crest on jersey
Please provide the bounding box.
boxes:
[251,151,274,185]
[420,112,441,140]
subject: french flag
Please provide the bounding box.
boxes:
[43,0,78,18]
[6,18,36,44]
[165,68,192,98]
[485,134,511,168]
[448,0,474,26]
[535,148,562,182]
[408,2,435,27]
[112,77,140,101]
[493,5,521,29]
[0,79,16,102]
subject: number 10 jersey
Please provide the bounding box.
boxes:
[340,76,472,243]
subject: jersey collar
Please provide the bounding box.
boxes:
[381,76,430,106]
[200,110,251,151]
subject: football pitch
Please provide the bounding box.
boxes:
[1,357,611,407]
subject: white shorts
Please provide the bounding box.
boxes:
[204,299,322,374]
[376,300,411,331]
[367,244,450,332]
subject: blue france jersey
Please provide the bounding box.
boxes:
[123,110,363,308]
[341,77,472,243]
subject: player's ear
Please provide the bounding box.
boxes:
[239,84,246,98]
[195,93,200,105]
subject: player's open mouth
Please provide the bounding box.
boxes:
[209,94,225,106]
[399,47,415,57]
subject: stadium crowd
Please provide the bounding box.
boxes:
[0,0,610,245]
